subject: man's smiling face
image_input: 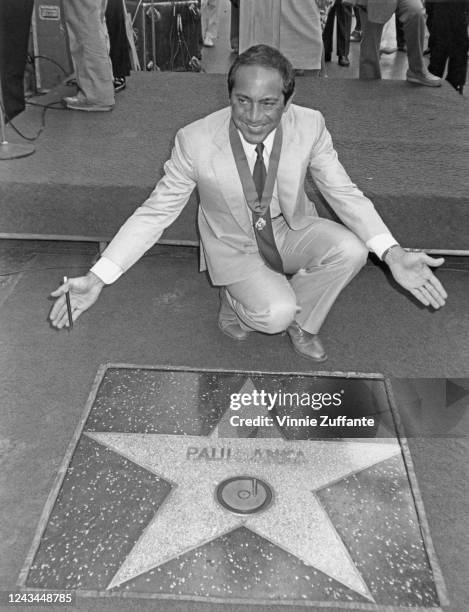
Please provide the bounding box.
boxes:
[230,64,290,144]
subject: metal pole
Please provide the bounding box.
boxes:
[150,0,157,70]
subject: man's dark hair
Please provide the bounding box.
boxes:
[227,44,295,104]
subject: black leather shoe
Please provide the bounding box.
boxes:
[287,322,327,362]
[218,289,249,341]
[338,55,350,67]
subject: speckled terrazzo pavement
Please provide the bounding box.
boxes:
[19,366,448,609]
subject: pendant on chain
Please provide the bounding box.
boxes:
[255,217,266,231]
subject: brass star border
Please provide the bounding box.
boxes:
[18,364,449,610]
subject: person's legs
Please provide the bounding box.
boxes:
[398,0,427,75]
[427,3,450,77]
[229,0,239,51]
[322,2,337,61]
[275,217,368,334]
[358,7,384,79]
[441,2,468,92]
[336,0,352,57]
[105,0,131,80]
[395,12,406,49]
[63,0,114,105]
[352,6,362,36]
[201,0,218,44]
[224,217,367,335]
[425,1,433,55]
[221,218,367,361]
[224,268,297,335]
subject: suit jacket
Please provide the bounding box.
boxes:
[103,104,391,286]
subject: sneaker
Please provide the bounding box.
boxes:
[113,77,126,93]
[350,29,362,42]
[203,34,214,47]
[406,69,441,87]
[63,95,114,112]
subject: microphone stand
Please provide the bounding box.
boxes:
[0,76,35,160]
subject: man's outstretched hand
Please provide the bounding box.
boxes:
[384,246,447,309]
[49,272,105,329]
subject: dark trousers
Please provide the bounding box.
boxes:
[0,0,34,120]
[427,2,469,91]
[323,0,352,57]
[105,0,131,78]
[230,0,239,48]
[395,13,405,48]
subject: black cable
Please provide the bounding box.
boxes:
[2,51,63,141]
[2,82,69,143]
[29,54,69,75]
[26,101,67,110]
[0,98,47,142]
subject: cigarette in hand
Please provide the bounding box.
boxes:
[63,276,73,330]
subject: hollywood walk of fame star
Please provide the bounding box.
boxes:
[85,422,401,601]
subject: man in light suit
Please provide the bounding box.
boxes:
[50,45,447,361]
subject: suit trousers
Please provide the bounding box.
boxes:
[63,0,115,105]
[224,217,368,335]
[358,0,426,79]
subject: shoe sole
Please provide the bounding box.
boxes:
[406,77,441,87]
[65,104,114,112]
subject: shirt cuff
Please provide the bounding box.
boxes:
[90,257,123,284]
[365,234,399,260]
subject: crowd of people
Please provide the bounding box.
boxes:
[60,0,467,113]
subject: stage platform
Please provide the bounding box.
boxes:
[0,72,468,250]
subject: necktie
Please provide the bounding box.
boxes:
[252,143,284,273]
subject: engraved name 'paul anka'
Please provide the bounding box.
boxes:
[186,446,308,464]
